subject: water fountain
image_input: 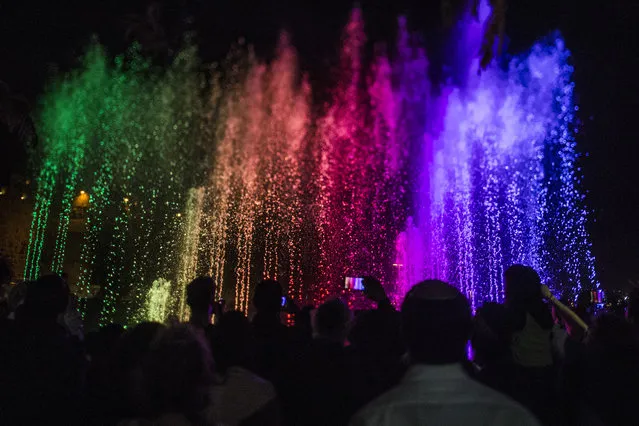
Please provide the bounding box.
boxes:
[24,5,597,324]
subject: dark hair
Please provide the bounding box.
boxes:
[114,322,164,371]
[252,279,283,313]
[472,302,510,365]
[112,322,166,418]
[24,274,69,318]
[316,298,349,338]
[144,324,214,419]
[504,265,553,330]
[213,310,254,372]
[401,280,471,364]
[186,277,215,311]
[504,265,542,304]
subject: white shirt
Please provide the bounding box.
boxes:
[350,363,540,426]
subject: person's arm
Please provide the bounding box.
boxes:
[362,277,393,311]
[541,285,589,334]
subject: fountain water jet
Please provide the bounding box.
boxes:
[25,6,597,323]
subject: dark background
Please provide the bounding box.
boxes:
[0,0,637,289]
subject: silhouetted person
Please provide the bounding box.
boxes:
[186,276,216,329]
[251,279,286,381]
[83,323,126,423]
[251,279,303,426]
[315,298,350,343]
[142,324,214,425]
[348,277,404,411]
[471,301,511,394]
[207,311,279,426]
[212,310,256,372]
[504,265,554,367]
[253,279,284,328]
[350,280,539,426]
[0,274,86,425]
[111,322,166,422]
[290,299,356,426]
[502,265,556,424]
[564,314,639,425]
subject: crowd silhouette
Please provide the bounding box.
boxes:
[1,262,639,425]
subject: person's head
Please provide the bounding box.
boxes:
[213,310,254,372]
[252,279,283,314]
[504,265,553,330]
[112,322,166,416]
[186,276,215,316]
[315,298,350,343]
[504,265,542,306]
[401,280,471,364]
[23,274,69,320]
[349,308,404,358]
[626,288,639,325]
[144,324,214,419]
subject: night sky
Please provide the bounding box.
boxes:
[1,0,637,289]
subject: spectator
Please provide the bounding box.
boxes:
[502,265,556,424]
[251,279,307,426]
[348,277,405,410]
[111,322,166,422]
[186,276,216,330]
[564,314,639,425]
[140,324,215,425]
[471,302,512,394]
[120,323,213,426]
[207,310,279,426]
[503,265,554,368]
[292,299,355,426]
[0,274,86,425]
[83,323,125,423]
[251,279,288,382]
[350,279,539,426]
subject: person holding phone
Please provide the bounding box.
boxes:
[186,277,216,330]
[348,277,405,412]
